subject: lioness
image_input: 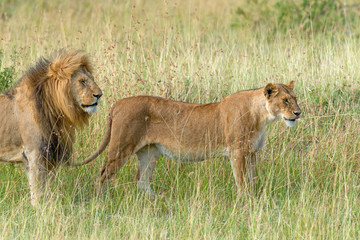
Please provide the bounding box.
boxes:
[0,49,102,205]
[78,81,301,195]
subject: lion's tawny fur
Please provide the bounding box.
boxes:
[0,49,102,205]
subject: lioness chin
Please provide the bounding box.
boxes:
[77,81,301,195]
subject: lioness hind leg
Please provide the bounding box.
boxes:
[96,145,135,194]
[136,144,161,196]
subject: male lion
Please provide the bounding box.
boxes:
[78,81,301,195]
[0,49,102,205]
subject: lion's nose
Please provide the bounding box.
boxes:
[94,93,103,99]
[294,111,301,116]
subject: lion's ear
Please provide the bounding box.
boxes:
[264,83,278,99]
[286,81,295,90]
[48,61,67,79]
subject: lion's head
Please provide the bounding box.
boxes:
[25,49,102,127]
[67,65,102,115]
[264,81,301,127]
[19,49,102,162]
[44,49,103,122]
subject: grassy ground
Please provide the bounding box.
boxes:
[1,0,360,239]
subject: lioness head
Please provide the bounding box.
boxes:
[264,81,301,127]
[70,66,103,114]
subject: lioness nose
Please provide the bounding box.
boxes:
[294,111,301,116]
[94,93,103,99]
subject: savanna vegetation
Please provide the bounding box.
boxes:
[1,0,360,239]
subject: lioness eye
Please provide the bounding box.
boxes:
[284,99,289,104]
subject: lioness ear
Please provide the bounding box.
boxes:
[264,83,278,99]
[286,81,295,90]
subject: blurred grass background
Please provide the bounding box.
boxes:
[1,0,360,239]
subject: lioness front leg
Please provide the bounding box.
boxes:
[25,150,47,206]
[248,152,257,191]
[230,148,248,191]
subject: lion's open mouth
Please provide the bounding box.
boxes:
[82,102,98,108]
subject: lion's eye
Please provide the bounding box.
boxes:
[284,99,289,104]
[80,80,87,86]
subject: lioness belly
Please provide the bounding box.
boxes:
[155,144,206,163]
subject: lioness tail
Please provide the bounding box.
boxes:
[70,114,112,166]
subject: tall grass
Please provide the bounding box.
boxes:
[1,0,360,239]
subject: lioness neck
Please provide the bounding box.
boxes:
[224,87,277,128]
[252,88,277,126]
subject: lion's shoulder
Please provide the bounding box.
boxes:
[2,87,16,99]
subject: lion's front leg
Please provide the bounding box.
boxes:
[25,150,47,206]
